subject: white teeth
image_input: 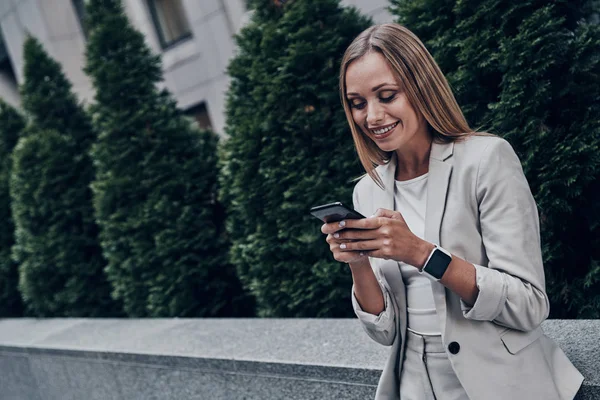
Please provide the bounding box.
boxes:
[372,122,398,135]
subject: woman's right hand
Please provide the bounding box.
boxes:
[323,220,385,317]
[322,220,368,265]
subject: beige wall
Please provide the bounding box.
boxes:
[0,0,392,134]
[0,0,92,105]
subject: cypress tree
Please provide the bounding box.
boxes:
[84,0,251,317]
[220,0,372,317]
[0,100,25,317]
[10,36,119,317]
[391,0,600,317]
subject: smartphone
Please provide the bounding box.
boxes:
[310,202,365,223]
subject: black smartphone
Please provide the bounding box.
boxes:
[310,202,365,223]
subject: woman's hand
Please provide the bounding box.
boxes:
[322,219,369,265]
[324,208,434,268]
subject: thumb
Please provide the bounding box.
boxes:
[371,208,404,220]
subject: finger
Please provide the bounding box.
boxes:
[362,250,388,260]
[326,234,334,244]
[344,252,368,264]
[326,234,354,245]
[333,249,366,264]
[334,228,379,241]
[361,249,399,261]
[338,239,381,252]
[339,217,383,230]
[321,221,348,235]
[373,208,405,221]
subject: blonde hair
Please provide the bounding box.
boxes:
[339,23,475,187]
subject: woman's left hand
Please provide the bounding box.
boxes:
[333,208,434,268]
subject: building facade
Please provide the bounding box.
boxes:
[0,0,391,134]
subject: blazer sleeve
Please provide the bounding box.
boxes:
[351,283,396,346]
[351,182,397,346]
[460,138,550,332]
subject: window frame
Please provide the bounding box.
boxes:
[146,0,193,50]
[184,102,213,131]
[72,0,88,38]
[0,30,10,67]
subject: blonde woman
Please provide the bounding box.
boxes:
[321,23,583,400]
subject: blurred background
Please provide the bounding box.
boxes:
[0,0,390,133]
[0,0,598,322]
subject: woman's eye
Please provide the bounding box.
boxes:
[350,101,366,110]
[380,94,396,103]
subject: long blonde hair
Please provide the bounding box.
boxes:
[339,23,474,187]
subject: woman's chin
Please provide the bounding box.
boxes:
[373,139,400,153]
[369,130,402,152]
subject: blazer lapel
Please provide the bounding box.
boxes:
[372,152,397,214]
[425,141,454,245]
[425,141,454,338]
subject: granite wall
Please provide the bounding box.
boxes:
[0,319,597,399]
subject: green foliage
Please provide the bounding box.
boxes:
[391,0,600,317]
[11,130,115,317]
[11,36,119,317]
[0,101,25,317]
[220,0,372,317]
[84,0,251,317]
[21,37,96,150]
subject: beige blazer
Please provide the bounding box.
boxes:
[351,135,583,400]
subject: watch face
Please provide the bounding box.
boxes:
[425,249,452,279]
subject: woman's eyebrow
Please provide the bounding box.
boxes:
[370,82,396,92]
[346,83,398,96]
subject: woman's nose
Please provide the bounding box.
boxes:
[366,103,384,126]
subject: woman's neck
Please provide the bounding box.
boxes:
[394,135,432,181]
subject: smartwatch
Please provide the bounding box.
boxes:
[419,245,452,281]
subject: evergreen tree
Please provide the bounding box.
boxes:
[220,0,371,317]
[0,100,25,317]
[11,36,119,317]
[391,0,600,317]
[84,0,251,317]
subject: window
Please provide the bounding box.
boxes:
[0,31,9,68]
[147,0,192,49]
[185,102,212,131]
[0,31,19,106]
[72,0,88,38]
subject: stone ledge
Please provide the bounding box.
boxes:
[0,319,597,399]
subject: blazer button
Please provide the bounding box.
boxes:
[448,341,460,354]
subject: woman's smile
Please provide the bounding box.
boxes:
[369,121,400,139]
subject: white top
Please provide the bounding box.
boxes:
[394,173,441,336]
[351,173,441,336]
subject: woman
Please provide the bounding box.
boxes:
[321,23,583,400]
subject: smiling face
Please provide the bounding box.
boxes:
[345,51,430,154]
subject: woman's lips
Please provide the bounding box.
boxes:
[370,121,399,140]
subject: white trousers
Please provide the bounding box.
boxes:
[399,330,470,400]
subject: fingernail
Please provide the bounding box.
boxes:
[339,221,346,227]
[340,244,346,249]
[333,233,339,239]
